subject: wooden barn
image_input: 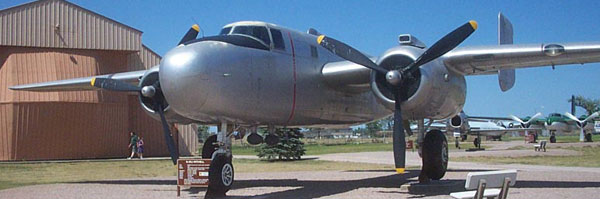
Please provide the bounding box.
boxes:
[0,0,199,161]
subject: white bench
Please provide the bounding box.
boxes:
[450,170,517,199]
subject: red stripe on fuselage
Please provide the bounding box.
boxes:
[286,32,297,124]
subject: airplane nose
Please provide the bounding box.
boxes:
[159,44,210,116]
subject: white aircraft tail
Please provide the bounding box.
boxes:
[498,12,515,92]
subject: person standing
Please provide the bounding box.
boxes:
[128,131,139,159]
[137,136,145,159]
[453,132,461,149]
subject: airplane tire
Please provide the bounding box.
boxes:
[202,135,218,159]
[550,135,556,143]
[208,154,234,194]
[473,137,480,148]
[422,130,448,180]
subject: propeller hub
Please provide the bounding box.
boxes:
[385,70,402,85]
[141,86,156,98]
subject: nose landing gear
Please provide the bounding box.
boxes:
[202,122,234,196]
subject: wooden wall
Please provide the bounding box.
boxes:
[0,0,142,51]
[0,46,170,161]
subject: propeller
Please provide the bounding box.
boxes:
[91,77,178,164]
[85,24,202,165]
[178,24,201,45]
[157,103,179,165]
[318,20,478,174]
[565,112,599,128]
[509,112,542,128]
[565,112,599,142]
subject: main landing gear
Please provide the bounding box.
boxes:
[416,120,448,183]
[419,130,448,182]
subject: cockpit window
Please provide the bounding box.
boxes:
[270,28,285,50]
[219,27,232,35]
[231,26,271,46]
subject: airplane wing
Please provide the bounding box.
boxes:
[467,116,513,121]
[9,69,148,91]
[443,42,600,75]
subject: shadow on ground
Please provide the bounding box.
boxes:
[76,168,600,199]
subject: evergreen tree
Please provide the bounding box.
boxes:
[256,128,306,161]
[196,125,210,143]
[365,121,382,138]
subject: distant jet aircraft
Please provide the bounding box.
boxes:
[11,13,600,194]
[419,111,542,148]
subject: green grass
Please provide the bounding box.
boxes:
[0,160,176,190]
[0,158,394,190]
[453,146,600,167]
[549,135,582,143]
[502,135,582,143]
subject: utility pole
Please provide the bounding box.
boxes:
[571,95,576,116]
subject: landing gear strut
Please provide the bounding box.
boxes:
[204,122,234,196]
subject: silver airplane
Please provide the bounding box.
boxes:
[10,13,600,194]
[448,111,542,139]
[415,111,542,148]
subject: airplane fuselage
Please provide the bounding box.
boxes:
[159,23,392,127]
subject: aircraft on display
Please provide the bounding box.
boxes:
[558,112,599,141]
[509,113,547,130]
[417,111,542,148]
[509,112,599,142]
[10,12,600,194]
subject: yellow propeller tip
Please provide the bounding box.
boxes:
[396,168,405,174]
[317,35,325,44]
[192,24,200,32]
[469,20,478,30]
[90,77,96,86]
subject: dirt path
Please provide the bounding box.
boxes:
[3,168,600,199]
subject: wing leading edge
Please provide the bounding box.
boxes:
[9,69,148,92]
[443,42,600,75]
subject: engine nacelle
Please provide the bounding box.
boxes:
[138,68,195,124]
[450,114,463,128]
[371,46,466,120]
[448,111,470,132]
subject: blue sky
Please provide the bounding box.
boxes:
[3,0,600,118]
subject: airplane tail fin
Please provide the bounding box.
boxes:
[498,12,515,92]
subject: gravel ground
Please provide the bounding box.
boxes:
[2,141,600,199]
[3,168,600,199]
